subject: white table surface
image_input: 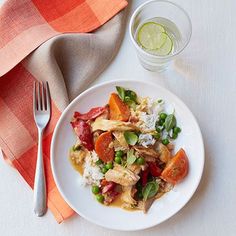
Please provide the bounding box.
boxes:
[1,0,236,235]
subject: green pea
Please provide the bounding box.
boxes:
[101,166,108,174]
[105,162,113,170]
[95,159,103,165]
[136,157,145,165]
[92,185,100,194]
[115,150,124,157]
[162,138,170,145]
[160,113,167,120]
[96,194,104,203]
[115,156,122,164]
[173,127,181,134]
[172,133,178,139]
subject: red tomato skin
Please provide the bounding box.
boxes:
[161,148,189,185]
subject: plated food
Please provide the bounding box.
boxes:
[69,86,189,213]
[51,80,204,230]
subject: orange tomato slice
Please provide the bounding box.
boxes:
[161,148,189,185]
[95,131,114,163]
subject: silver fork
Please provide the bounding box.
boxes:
[33,81,51,216]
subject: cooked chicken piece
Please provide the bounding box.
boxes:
[142,156,156,162]
[137,197,156,213]
[91,119,138,132]
[113,131,129,149]
[136,97,149,113]
[113,139,127,151]
[158,143,171,163]
[155,192,165,199]
[133,146,159,162]
[127,164,142,175]
[121,186,137,209]
[161,182,173,193]
[129,116,139,123]
[166,143,174,151]
[69,148,88,164]
[105,164,140,186]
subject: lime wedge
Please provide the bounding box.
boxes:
[137,22,166,50]
[153,33,173,56]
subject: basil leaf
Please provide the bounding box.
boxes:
[125,90,137,102]
[142,181,159,201]
[124,131,138,145]
[127,149,137,165]
[116,86,125,101]
[164,114,176,132]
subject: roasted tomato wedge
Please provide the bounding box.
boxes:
[161,148,189,185]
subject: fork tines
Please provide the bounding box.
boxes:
[33,81,51,112]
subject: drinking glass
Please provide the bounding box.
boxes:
[129,0,192,72]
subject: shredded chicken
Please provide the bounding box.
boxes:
[121,186,137,209]
[105,164,140,186]
[113,139,127,151]
[113,131,129,150]
[91,119,138,132]
[158,143,171,163]
[133,146,159,161]
[166,143,174,151]
[127,164,142,175]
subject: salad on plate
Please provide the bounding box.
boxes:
[69,86,189,213]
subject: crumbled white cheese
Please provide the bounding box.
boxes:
[138,133,156,147]
[139,112,158,131]
[138,98,164,131]
[81,151,103,186]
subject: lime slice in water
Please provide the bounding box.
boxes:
[137,22,166,50]
[154,33,173,56]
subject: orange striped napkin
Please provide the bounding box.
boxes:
[0,0,127,223]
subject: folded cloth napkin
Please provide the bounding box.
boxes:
[0,0,128,223]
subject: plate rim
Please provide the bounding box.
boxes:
[50,79,205,231]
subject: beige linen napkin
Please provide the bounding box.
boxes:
[23,11,127,110]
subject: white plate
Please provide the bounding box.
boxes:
[51,80,204,231]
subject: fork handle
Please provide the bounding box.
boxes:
[33,129,47,216]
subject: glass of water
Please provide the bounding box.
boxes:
[129,0,192,72]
